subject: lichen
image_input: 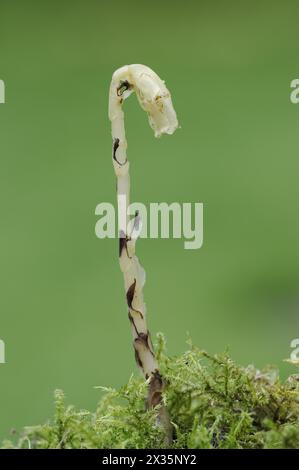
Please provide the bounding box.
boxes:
[3,334,299,449]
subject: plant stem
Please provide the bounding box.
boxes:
[109,64,178,442]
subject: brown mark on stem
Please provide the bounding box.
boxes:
[119,230,131,258]
[117,80,132,97]
[147,370,164,408]
[134,332,155,358]
[126,279,144,318]
[147,371,173,444]
[134,348,144,370]
[113,138,127,166]
[128,311,139,336]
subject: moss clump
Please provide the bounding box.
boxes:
[3,335,299,449]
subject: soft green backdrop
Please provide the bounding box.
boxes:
[0,0,299,440]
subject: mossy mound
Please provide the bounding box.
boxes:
[3,335,299,449]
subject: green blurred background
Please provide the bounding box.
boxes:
[1,0,299,440]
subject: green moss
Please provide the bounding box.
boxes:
[3,335,299,449]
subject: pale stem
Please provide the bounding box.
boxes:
[108,64,178,441]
